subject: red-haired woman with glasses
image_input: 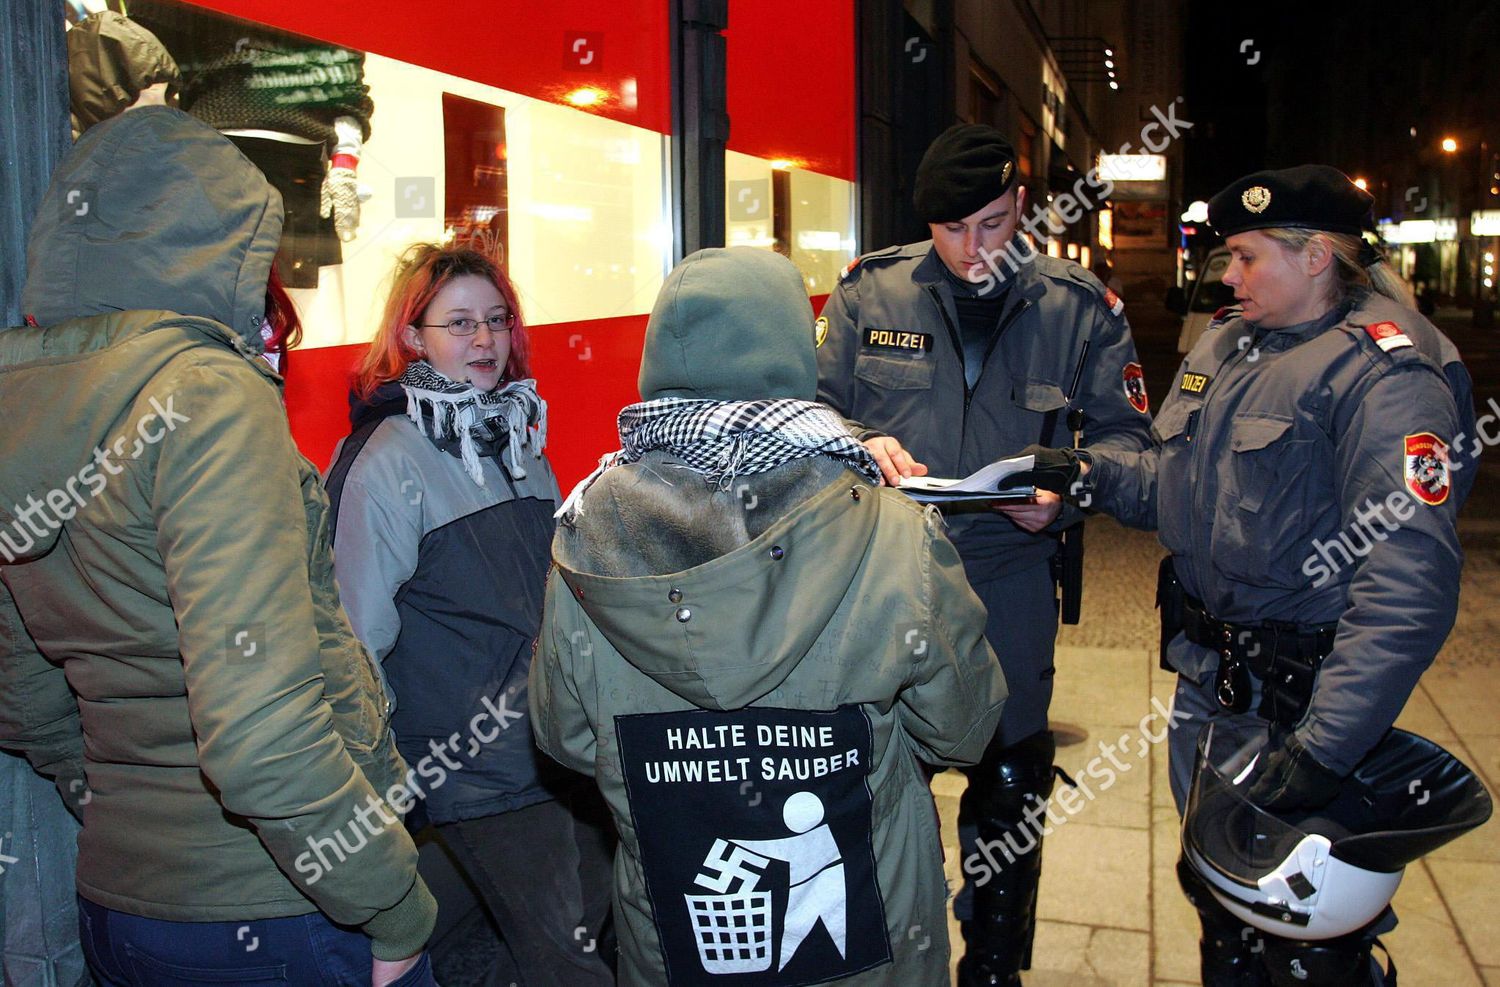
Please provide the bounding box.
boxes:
[325,241,615,986]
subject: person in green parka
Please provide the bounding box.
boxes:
[0,105,435,986]
[531,246,1009,987]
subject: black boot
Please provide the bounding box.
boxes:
[1177,856,1272,987]
[956,731,1057,987]
[1261,929,1394,986]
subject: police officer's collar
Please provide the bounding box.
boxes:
[1246,293,1356,349]
[913,234,1040,298]
[938,261,1012,301]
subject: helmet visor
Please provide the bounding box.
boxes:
[1183,721,1338,891]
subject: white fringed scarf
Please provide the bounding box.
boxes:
[399,361,547,486]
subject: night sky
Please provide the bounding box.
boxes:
[1181,0,1499,212]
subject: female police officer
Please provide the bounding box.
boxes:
[1021,165,1473,985]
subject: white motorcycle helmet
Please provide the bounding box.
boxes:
[1182,719,1491,940]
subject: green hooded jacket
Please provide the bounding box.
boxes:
[532,248,1007,986]
[0,107,434,958]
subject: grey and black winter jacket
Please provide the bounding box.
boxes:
[326,384,570,826]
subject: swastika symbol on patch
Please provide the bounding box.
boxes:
[693,839,771,894]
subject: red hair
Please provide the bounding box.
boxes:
[354,240,531,400]
[263,264,302,355]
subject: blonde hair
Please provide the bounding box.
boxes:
[1260,228,1415,310]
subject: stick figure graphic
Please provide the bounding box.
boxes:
[732,791,847,970]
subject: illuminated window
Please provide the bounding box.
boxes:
[121,1,671,348]
[725,153,854,295]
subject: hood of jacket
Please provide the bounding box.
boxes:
[551,453,880,710]
[1,107,283,562]
[22,105,282,344]
[636,247,819,403]
[66,11,180,133]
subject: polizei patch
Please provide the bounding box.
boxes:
[615,705,890,986]
[1179,371,1211,395]
[861,328,933,353]
[1123,362,1150,414]
[1404,432,1450,505]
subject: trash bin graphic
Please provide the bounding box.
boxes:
[684,887,775,973]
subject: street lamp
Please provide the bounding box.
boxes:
[1442,137,1459,153]
[1354,177,1369,191]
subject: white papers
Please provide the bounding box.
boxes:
[896,455,1037,503]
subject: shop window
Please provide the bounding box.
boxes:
[725,153,854,296]
[110,0,670,348]
[1016,115,1038,179]
[442,93,508,262]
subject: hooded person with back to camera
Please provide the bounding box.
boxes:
[0,106,435,986]
[530,246,1008,987]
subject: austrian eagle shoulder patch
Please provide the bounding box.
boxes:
[1122,362,1149,414]
[1404,432,1451,505]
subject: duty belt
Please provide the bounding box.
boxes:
[1181,593,1338,724]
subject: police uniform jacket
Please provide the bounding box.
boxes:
[1084,292,1470,774]
[816,237,1153,580]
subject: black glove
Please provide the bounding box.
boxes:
[1014,444,1081,496]
[1245,733,1344,812]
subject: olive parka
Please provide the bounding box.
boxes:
[0,107,434,959]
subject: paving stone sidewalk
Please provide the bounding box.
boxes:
[931,513,1500,985]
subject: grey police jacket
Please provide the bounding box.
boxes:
[816,238,1153,580]
[1085,292,1469,774]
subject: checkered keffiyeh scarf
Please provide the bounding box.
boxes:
[399,361,547,487]
[557,397,879,519]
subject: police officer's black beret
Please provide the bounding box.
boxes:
[913,124,1020,223]
[1208,164,1374,237]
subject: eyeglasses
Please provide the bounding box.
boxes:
[419,313,516,336]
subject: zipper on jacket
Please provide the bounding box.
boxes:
[980,298,1032,400]
[926,284,1034,476]
[926,285,966,406]
[924,286,1030,415]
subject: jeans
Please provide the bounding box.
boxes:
[76,896,435,987]
[1,754,87,986]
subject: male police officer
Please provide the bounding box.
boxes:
[815,124,1153,986]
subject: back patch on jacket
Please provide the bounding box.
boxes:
[615,705,891,985]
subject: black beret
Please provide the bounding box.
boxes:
[1208,164,1374,238]
[913,124,1019,223]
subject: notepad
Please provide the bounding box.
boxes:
[896,455,1037,503]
